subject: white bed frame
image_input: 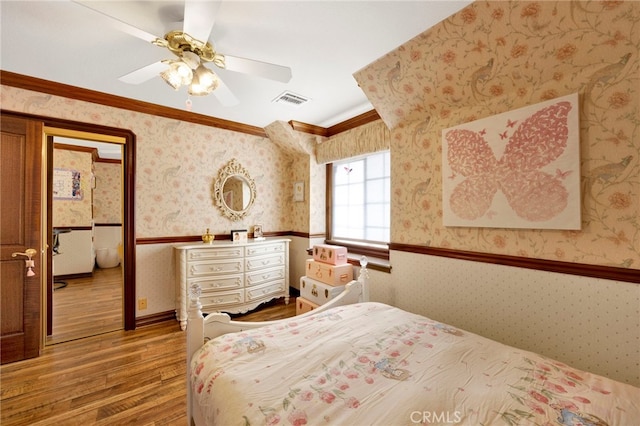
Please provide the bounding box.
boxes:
[186,257,371,425]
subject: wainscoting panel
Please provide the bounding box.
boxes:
[365,250,639,386]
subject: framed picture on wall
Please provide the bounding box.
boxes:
[293,181,304,202]
[441,93,580,230]
[53,168,83,200]
[231,229,248,243]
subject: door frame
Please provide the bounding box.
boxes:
[3,111,137,335]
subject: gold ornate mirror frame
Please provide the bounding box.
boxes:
[213,158,256,221]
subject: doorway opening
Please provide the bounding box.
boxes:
[43,123,136,345]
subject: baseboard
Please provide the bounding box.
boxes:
[136,310,176,328]
[54,272,93,281]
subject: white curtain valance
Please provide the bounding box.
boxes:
[315,120,390,164]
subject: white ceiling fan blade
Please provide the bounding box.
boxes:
[119,62,167,85]
[183,0,221,44]
[213,77,239,107]
[223,55,292,83]
[72,1,159,43]
[111,21,158,44]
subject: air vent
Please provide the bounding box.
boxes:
[272,91,310,107]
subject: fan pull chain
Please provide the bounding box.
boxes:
[185,97,193,111]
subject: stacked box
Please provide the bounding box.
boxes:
[305,259,353,286]
[296,296,318,315]
[312,244,348,265]
[300,276,345,306]
[296,244,351,315]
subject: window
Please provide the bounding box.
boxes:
[328,151,390,255]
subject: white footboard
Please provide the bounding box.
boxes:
[186,256,370,425]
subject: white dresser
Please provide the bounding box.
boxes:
[174,238,290,330]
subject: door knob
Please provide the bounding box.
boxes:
[11,248,38,277]
[11,248,37,259]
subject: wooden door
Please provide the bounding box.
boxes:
[1,115,43,364]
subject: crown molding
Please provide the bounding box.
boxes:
[288,120,329,137]
[2,70,380,139]
[288,109,381,137]
[326,109,381,135]
[0,70,267,137]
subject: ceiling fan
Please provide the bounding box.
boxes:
[74,1,292,107]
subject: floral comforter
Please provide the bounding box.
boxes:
[190,302,639,425]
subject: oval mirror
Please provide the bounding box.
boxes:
[213,158,256,221]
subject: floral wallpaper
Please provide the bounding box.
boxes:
[52,148,92,227]
[264,120,326,235]
[0,86,294,238]
[354,0,639,270]
[93,161,122,224]
[133,120,291,238]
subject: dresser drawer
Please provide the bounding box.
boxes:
[186,246,243,261]
[246,253,285,272]
[174,239,290,330]
[245,280,285,302]
[200,289,244,309]
[188,259,244,277]
[189,274,244,292]
[246,267,285,287]
[245,242,286,257]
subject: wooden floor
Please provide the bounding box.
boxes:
[1,288,296,425]
[48,266,124,345]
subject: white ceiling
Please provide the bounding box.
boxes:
[54,137,123,160]
[1,1,472,129]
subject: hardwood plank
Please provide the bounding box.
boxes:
[230,295,297,322]
[48,265,124,345]
[1,321,184,425]
[1,291,296,425]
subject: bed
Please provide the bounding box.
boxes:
[186,259,640,425]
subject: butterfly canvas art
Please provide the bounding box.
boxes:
[442,93,581,229]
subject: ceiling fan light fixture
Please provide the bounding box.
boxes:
[181,51,200,69]
[160,60,193,90]
[188,65,219,96]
